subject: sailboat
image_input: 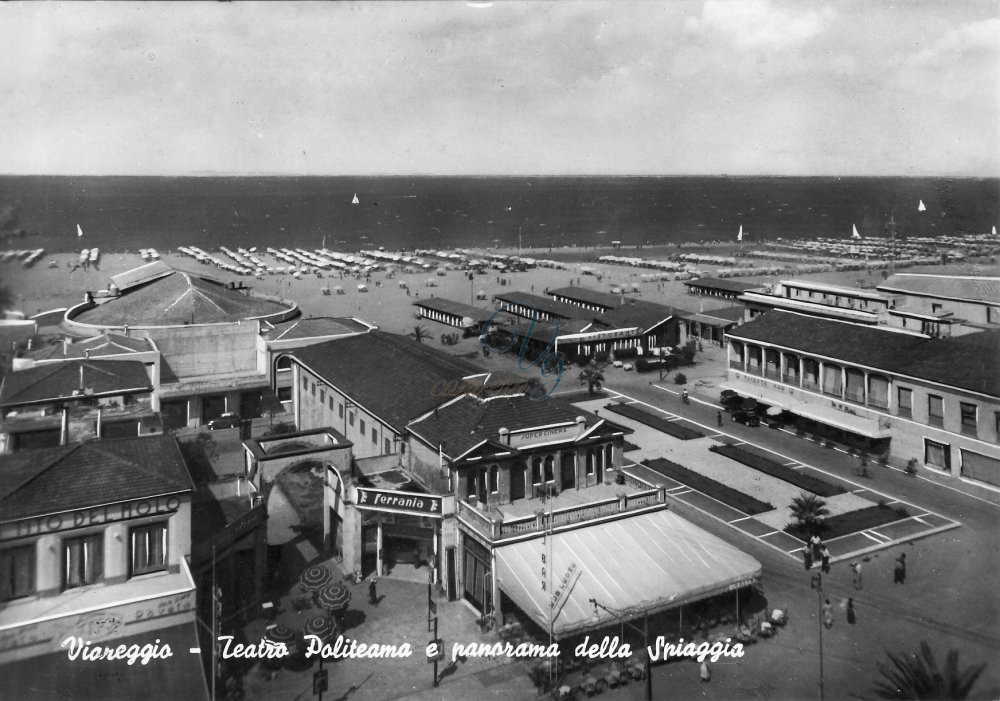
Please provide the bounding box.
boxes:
[736,225,743,242]
[993,225,997,237]
[851,224,862,240]
[77,224,83,238]
[351,193,359,205]
[918,200,927,212]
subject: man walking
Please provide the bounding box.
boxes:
[803,546,813,571]
[717,411,723,427]
[894,553,907,584]
[851,561,863,590]
[369,577,378,606]
[820,545,831,574]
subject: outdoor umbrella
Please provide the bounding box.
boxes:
[266,624,296,645]
[302,615,339,643]
[315,581,352,613]
[299,564,333,591]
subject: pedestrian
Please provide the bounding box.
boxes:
[820,545,831,574]
[368,577,378,606]
[846,597,856,625]
[894,553,907,584]
[700,659,711,682]
[717,411,723,427]
[810,533,822,560]
[803,546,813,571]
[822,599,833,629]
[851,561,863,590]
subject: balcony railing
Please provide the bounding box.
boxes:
[457,489,664,542]
[782,373,799,385]
[764,368,781,380]
[745,365,763,376]
[729,360,744,370]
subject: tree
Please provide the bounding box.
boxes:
[0,285,13,312]
[410,324,430,344]
[578,360,607,396]
[874,642,986,700]
[789,492,830,532]
[677,339,697,366]
[259,386,286,427]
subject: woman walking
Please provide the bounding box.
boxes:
[846,598,856,625]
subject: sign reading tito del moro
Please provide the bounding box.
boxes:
[354,488,442,517]
[0,495,183,541]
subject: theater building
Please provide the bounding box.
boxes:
[0,434,208,699]
[725,311,1000,487]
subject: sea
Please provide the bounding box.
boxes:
[0,175,996,254]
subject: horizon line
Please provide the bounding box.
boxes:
[0,172,997,180]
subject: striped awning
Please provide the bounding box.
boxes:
[495,509,762,639]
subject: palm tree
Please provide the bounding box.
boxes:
[410,324,430,344]
[789,492,830,532]
[579,360,607,396]
[874,642,986,699]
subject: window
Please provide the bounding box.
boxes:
[489,465,499,493]
[585,449,595,476]
[349,412,355,427]
[605,444,613,470]
[319,389,325,403]
[372,427,378,445]
[130,523,167,576]
[0,545,35,601]
[64,533,103,589]
[338,403,344,419]
[277,386,292,402]
[960,403,977,435]
[531,457,542,485]
[276,356,291,372]
[385,438,391,454]
[868,375,889,409]
[822,364,842,396]
[897,387,912,417]
[310,382,316,397]
[301,375,308,389]
[328,395,334,411]
[924,439,950,471]
[928,395,944,427]
[544,456,555,482]
[360,419,366,435]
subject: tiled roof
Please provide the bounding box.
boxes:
[493,292,582,320]
[264,317,372,341]
[0,359,152,407]
[498,290,677,334]
[685,277,763,293]
[73,271,294,326]
[0,434,194,521]
[408,393,626,460]
[23,333,154,361]
[727,311,1000,397]
[414,297,494,321]
[877,274,1000,304]
[291,332,488,431]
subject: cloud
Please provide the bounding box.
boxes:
[686,0,833,51]
[907,16,1000,67]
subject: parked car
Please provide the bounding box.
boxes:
[720,390,742,412]
[731,409,760,427]
[207,412,241,430]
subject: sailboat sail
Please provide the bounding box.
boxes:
[852,224,862,240]
[994,225,997,237]
[77,224,83,238]
[918,200,927,212]
[736,225,743,242]
[351,193,359,205]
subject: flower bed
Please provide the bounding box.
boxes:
[709,444,846,497]
[785,504,910,541]
[642,458,773,515]
[605,403,705,440]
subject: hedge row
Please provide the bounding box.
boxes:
[642,458,773,515]
[709,444,846,497]
[605,403,705,440]
[785,504,910,541]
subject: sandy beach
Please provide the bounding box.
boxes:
[3,247,997,343]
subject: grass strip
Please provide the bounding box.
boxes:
[709,444,846,497]
[642,458,773,515]
[605,403,705,440]
[785,504,910,541]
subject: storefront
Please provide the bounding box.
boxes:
[355,487,443,581]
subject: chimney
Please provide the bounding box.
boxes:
[498,427,510,446]
[63,338,70,356]
[84,349,90,360]
[575,415,587,436]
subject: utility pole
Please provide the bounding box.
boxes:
[589,599,652,701]
[814,572,825,701]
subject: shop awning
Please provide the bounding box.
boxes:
[720,378,788,409]
[788,402,890,438]
[2,621,210,700]
[495,509,762,639]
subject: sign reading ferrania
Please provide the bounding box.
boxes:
[354,488,442,517]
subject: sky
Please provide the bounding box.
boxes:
[0,0,997,177]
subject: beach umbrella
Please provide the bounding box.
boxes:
[299,564,333,591]
[302,615,339,642]
[315,581,351,613]
[266,624,296,646]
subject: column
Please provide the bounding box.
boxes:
[798,357,805,388]
[863,371,869,406]
[432,526,439,585]
[779,353,787,384]
[818,361,825,392]
[376,519,384,577]
[490,548,501,621]
[841,367,847,400]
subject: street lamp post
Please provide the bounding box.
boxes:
[812,572,826,701]
[589,599,653,701]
